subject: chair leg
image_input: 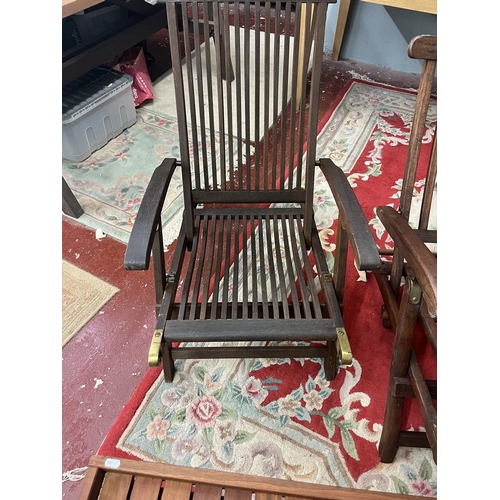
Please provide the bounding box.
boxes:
[378,378,406,462]
[162,342,175,383]
[379,276,422,462]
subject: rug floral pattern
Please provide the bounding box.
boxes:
[111,80,437,496]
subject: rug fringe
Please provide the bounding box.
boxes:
[62,466,88,482]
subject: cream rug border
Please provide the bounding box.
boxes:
[62,260,120,347]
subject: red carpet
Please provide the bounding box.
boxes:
[99,79,437,496]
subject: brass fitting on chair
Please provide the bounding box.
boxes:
[408,276,423,306]
[148,329,163,367]
[336,327,352,365]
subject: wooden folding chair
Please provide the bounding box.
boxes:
[373,34,437,463]
[124,0,380,383]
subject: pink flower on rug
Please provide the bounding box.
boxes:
[186,395,222,429]
[241,376,268,404]
[409,480,436,496]
[146,415,169,441]
[171,436,203,461]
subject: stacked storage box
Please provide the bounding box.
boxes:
[62,66,136,162]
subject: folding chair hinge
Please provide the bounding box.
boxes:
[336,327,352,366]
[148,329,163,367]
[166,272,176,283]
[408,277,423,305]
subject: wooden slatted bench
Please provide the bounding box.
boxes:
[78,455,432,500]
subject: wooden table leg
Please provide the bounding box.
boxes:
[332,0,352,61]
[62,176,84,219]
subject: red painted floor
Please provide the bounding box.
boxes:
[61,28,422,498]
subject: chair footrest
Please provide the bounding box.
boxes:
[172,344,328,360]
[165,319,339,343]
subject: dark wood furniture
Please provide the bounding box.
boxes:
[373,34,437,463]
[125,0,380,383]
[62,0,167,86]
[78,454,431,499]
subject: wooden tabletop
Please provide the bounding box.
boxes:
[62,0,104,18]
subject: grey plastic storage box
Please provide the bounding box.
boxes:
[62,66,136,162]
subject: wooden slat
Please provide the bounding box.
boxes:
[76,465,105,500]
[262,1,272,190]
[161,479,194,500]
[211,214,226,318]
[224,487,253,500]
[295,1,313,190]
[295,215,323,318]
[242,214,249,319]
[253,0,261,189]
[288,215,312,318]
[192,483,223,499]
[234,1,243,187]
[172,345,328,360]
[258,215,270,318]
[273,214,290,318]
[192,2,210,190]
[191,189,307,204]
[223,1,234,190]
[419,129,437,230]
[179,215,202,319]
[200,215,217,319]
[181,2,200,190]
[265,215,280,317]
[280,214,302,317]
[243,0,251,189]
[255,493,281,500]
[250,213,259,317]
[287,0,301,190]
[130,476,164,500]
[279,1,293,189]
[221,214,233,319]
[212,3,226,190]
[190,216,209,319]
[98,471,132,499]
[165,319,337,342]
[271,2,282,188]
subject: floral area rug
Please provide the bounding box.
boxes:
[98,79,437,497]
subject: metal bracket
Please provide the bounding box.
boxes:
[336,327,352,366]
[148,329,163,367]
[408,276,423,305]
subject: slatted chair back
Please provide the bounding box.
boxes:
[165,0,329,243]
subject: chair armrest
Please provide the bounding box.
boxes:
[376,205,437,317]
[319,158,380,271]
[124,158,178,271]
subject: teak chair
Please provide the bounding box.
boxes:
[373,35,437,463]
[124,0,380,383]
